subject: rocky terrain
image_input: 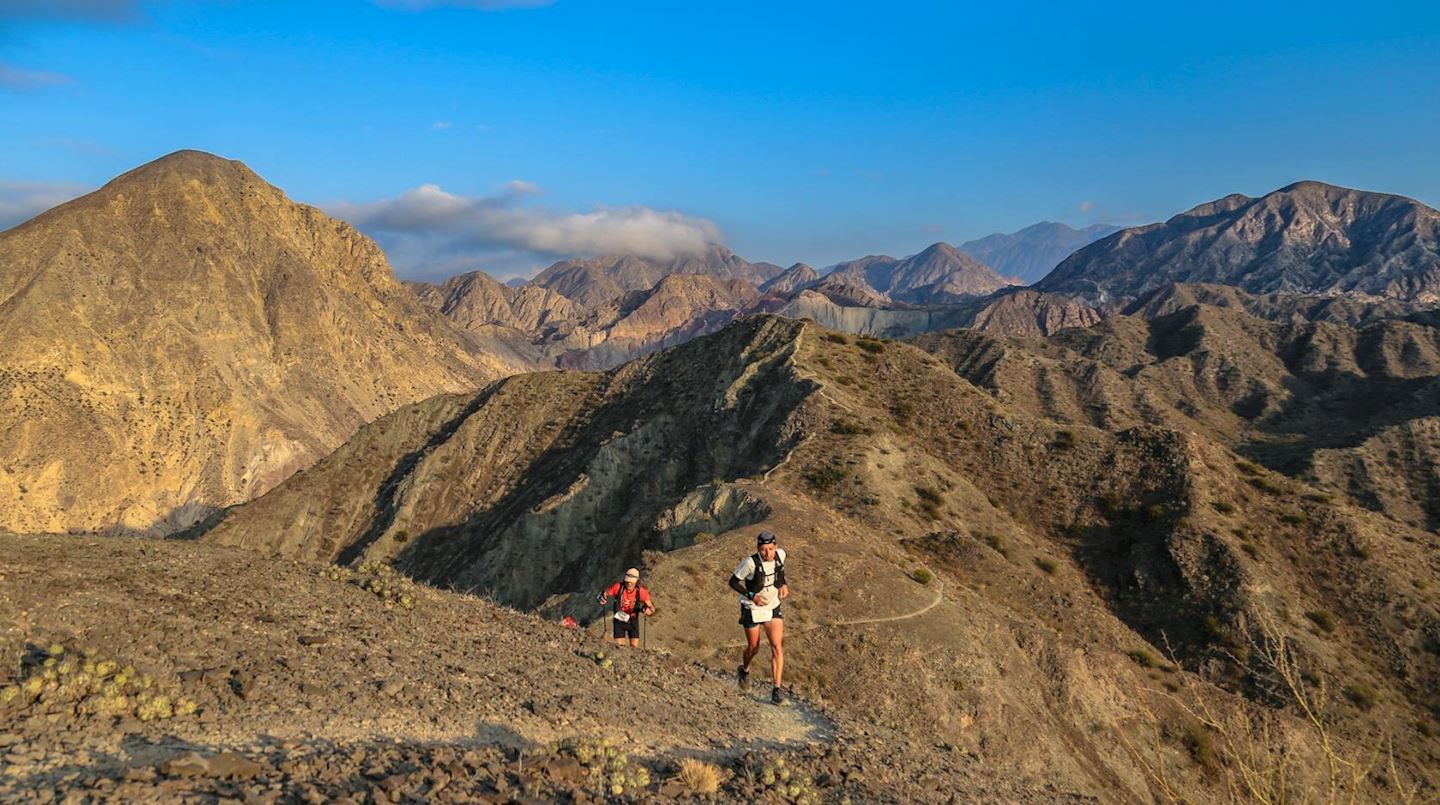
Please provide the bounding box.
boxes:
[1038,181,1440,305]
[197,315,1439,802]
[0,151,530,537]
[915,283,1440,530]
[0,532,1079,803]
[960,222,1121,285]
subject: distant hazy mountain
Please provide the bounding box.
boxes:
[1038,181,1440,305]
[0,151,524,535]
[825,242,1014,304]
[529,244,784,309]
[960,222,1121,285]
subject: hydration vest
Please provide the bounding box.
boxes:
[745,553,785,595]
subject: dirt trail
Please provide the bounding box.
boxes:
[717,581,945,650]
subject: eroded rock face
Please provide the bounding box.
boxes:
[1039,181,1440,304]
[204,316,817,609]
[0,150,524,535]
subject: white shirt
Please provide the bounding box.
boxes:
[733,548,786,608]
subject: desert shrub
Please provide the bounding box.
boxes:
[1235,459,1262,476]
[954,419,971,432]
[1240,543,1260,559]
[914,486,943,520]
[890,399,916,423]
[1304,610,1335,633]
[981,533,1011,559]
[821,333,848,345]
[1,643,197,723]
[856,338,885,354]
[551,736,651,796]
[1144,504,1167,523]
[1342,682,1377,711]
[834,374,856,386]
[1053,429,1076,449]
[830,419,869,436]
[676,758,723,795]
[1033,557,1058,575]
[1278,511,1307,526]
[1348,542,1371,560]
[1213,500,1236,514]
[802,464,848,492]
[1128,648,1161,669]
[327,562,417,610]
[912,568,933,585]
[1183,723,1217,767]
[1249,476,1284,495]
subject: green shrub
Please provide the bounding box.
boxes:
[822,333,848,345]
[1033,557,1058,575]
[830,419,869,436]
[981,534,1010,559]
[1249,476,1284,495]
[1212,500,1236,514]
[1127,648,1161,669]
[1343,682,1377,711]
[1053,429,1076,449]
[1305,610,1336,633]
[1235,459,1262,476]
[912,568,933,585]
[835,374,856,386]
[802,464,849,492]
[1183,723,1216,767]
[890,399,916,423]
[1278,511,1307,525]
[856,338,885,354]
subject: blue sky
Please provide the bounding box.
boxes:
[3,0,1439,281]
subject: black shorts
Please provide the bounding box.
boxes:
[612,614,640,639]
[739,604,783,629]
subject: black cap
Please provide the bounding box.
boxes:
[756,531,777,545]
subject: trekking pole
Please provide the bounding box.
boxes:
[641,611,647,650]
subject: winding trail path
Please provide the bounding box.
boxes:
[718,581,945,650]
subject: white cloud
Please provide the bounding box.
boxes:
[328,182,721,277]
[0,63,72,90]
[0,180,89,230]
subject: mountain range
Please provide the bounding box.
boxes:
[5,151,1440,802]
[1039,180,1440,304]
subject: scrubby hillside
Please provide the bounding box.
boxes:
[201,315,1440,801]
[915,287,1440,530]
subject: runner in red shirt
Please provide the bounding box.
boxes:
[597,567,655,648]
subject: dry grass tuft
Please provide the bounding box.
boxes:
[677,757,723,794]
